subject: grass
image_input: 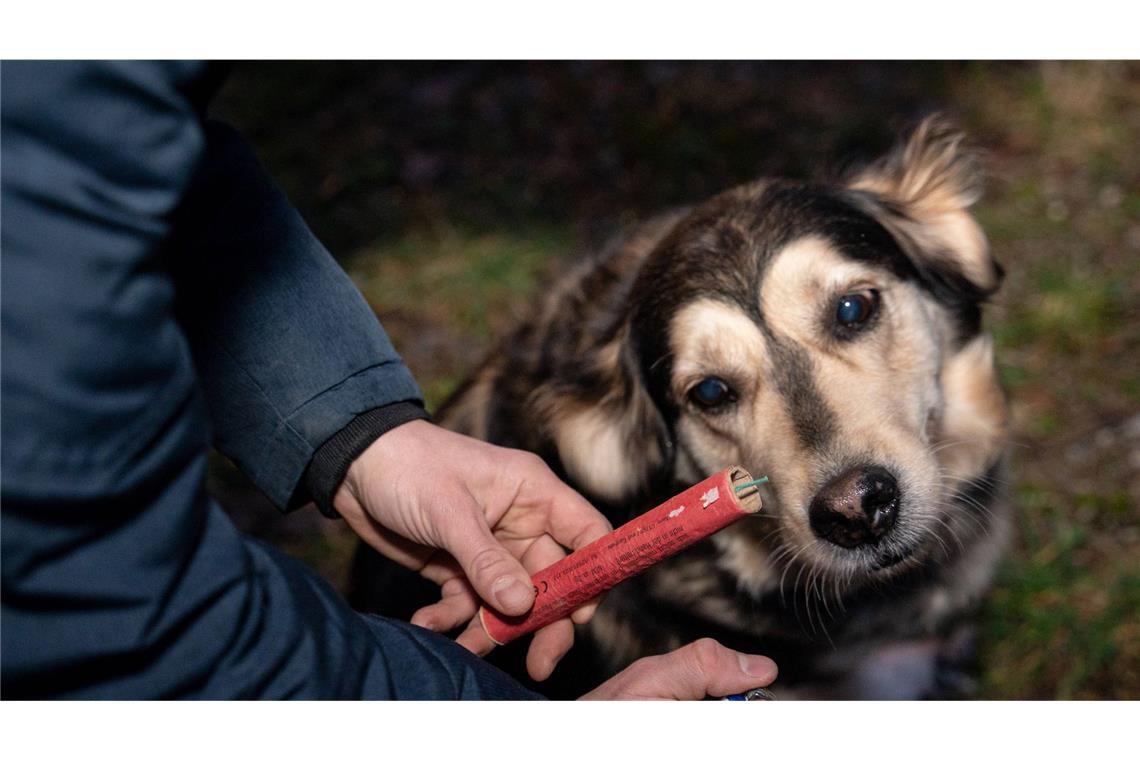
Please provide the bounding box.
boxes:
[344,225,570,410]
[346,225,566,342]
[980,483,1140,698]
[991,262,1128,364]
[961,64,1140,696]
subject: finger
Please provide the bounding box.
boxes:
[455,616,496,658]
[416,554,465,587]
[440,487,536,617]
[410,577,478,633]
[569,593,604,625]
[525,617,574,682]
[517,533,565,574]
[341,510,436,572]
[529,470,613,552]
[580,638,778,700]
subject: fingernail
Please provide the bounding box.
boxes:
[738,653,777,679]
[493,577,534,613]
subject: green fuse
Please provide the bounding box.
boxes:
[733,476,769,493]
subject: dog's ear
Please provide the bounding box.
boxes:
[847,116,1003,302]
[528,326,671,506]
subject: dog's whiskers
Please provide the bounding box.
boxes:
[647,350,675,374]
[934,511,968,558]
[928,438,974,455]
[925,514,957,563]
[938,469,1010,491]
[940,484,997,537]
[953,505,993,539]
[777,543,809,610]
[811,568,839,649]
[791,553,813,635]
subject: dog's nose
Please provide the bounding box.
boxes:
[809,466,899,548]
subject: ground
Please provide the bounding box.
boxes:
[208,61,1139,699]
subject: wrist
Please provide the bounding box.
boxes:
[304,401,431,517]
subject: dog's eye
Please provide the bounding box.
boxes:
[835,290,879,329]
[688,377,736,410]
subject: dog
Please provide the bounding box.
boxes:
[352,116,1012,699]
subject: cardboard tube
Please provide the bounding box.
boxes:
[478,466,764,645]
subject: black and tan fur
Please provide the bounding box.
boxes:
[354,117,1011,699]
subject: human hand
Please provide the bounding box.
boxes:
[580,639,778,700]
[331,420,612,681]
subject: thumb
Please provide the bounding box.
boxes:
[581,638,777,700]
[440,497,536,617]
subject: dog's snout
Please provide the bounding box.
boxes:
[809,466,899,548]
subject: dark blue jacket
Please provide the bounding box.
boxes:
[0,61,539,699]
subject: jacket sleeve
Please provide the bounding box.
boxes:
[172,120,426,511]
[1,61,540,699]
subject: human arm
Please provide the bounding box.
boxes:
[0,60,536,699]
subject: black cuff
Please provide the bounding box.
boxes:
[303,401,431,518]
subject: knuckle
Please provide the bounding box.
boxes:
[624,655,657,683]
[466,545,510,581]
[517,450,547,475]
[689,638,725,673]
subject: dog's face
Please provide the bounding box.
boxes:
[546,119,1009,598]
[658,231,996,590]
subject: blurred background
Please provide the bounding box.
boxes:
[208,61,1139,699]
